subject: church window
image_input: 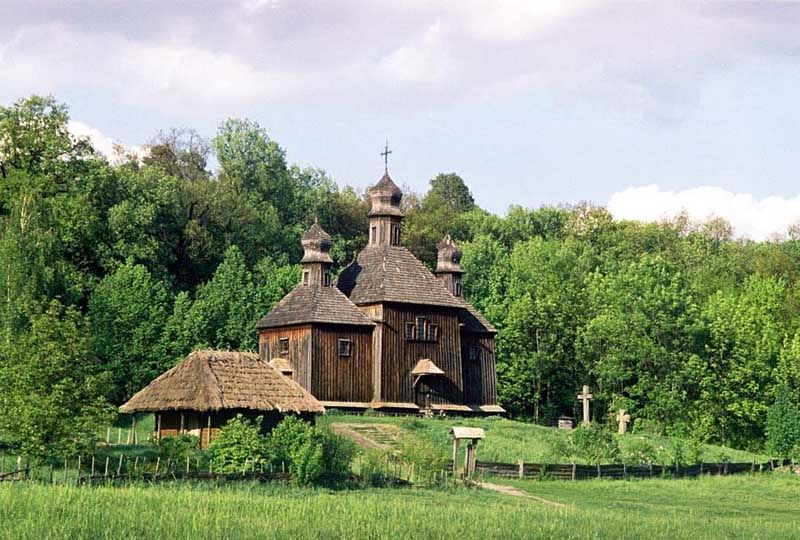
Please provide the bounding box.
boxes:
[323,272,331,287]
[302,271,310,286]
[404,322,415,340]
[279,337,289,356]
[454,281,462,297]
[338,339,352,356]
[391,225,400,246]
[469,346,481,361]
[416,317,426,339]
[427,324,439,341]
[371,226,377,244]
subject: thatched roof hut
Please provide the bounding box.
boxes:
[121,350,324,447]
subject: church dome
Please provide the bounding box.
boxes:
[300,218,333,263]
[368,173,404,217]
[435,233,463,274]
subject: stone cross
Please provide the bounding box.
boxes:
[577,385,593,426]
[616,409,631,435]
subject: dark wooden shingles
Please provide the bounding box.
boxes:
[256,285,375,329]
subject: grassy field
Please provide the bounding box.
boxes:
[319,412,766,464]
[0,474,797,539]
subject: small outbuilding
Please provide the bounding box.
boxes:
[120,350,325,448]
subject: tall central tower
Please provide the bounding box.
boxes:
[368,173,404,247]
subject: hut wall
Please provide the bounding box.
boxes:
[258,325,312,390]
[460,333,498,405]
[379,303,463,405]
[311,324,373,402]
[157,409,318,449]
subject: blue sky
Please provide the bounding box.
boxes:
[2,1,799,239]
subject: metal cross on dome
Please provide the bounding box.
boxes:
[381,140,392,173]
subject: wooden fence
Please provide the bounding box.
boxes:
[473,458,791,481]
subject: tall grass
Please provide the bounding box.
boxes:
[1,475,798,539]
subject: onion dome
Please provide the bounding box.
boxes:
[300,217,333,264]
[435,233,463,274]
[368,173,404,217]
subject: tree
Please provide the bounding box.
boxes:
[427,173,475,213]
[88,262,172,402]
[765,384,800,459]
[0,301,113,458]
[188,246,261,351]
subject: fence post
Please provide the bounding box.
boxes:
[155,457,160,477]
[186,456,190,475]
[77,456,82,483]
[623,463,627,480]
[700,462,703,475]
[104,456,109,478]
[117,454,124,477]
[64,458,68,483]
[517,460,523,479]
[91,456,95,477]
[596,463,601,479]
[649,463,653,478]
[571,462,576,481]
[16,456,22,480]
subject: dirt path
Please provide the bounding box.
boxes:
[477,482,573,508]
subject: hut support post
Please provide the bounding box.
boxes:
[131,414,137,445]
[206,414,212,449]
[180,412,185,434]
[452,439,460,476]
[156,414,162,443]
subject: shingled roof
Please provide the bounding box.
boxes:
[336,246,464,308]
[256,285,375,329]
[457,300,497,334]
[120,350,324,414]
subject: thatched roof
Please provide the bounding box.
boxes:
[256,285,374,329]
[336,246,463,308]
[120,350,324,414]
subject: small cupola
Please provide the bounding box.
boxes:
[434,233,464,297]
[367,174,404,246]
[300,218,334,286]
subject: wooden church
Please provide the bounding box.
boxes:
[256,172,502,415]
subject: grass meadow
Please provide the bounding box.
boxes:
[1,474,798,539]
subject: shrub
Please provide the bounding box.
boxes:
[571,424,619,464]
[620,437,659,464]
[267,417,356,486]
[207,415,269,473]
[400,437,448,486]
[158,434,201,464]
[359,448,391,486]
[766,384,800,459]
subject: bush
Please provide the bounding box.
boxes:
[766,384,800,459]
[571,424,619,464]
[267,416,356,486]
[158,434,201,463]
[620,437,659,464]
[359,448,391,487]
[399,437,448,486]
[207,415,269,473]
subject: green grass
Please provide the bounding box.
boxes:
[320,412,766,465]
[1,474,798,538]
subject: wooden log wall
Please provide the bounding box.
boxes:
[258,325,312,390]
[379,303,463,405]
[311,324,373,402]
[461,333,498,406]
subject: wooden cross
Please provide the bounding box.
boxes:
[381,140,392,173]
[616,409,631,435]
[577,385,593,426]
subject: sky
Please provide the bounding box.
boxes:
[2,1,800,240]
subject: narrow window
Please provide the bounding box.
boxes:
[416,317,426,339]
[323,272,332,287]
[404,322,415,340]
[427,324,438,341]
[454,281,462,297]
[391,225,400,245]
[302,270,310,286]
[338,338,352,357]
[469,346,480,361]
[371,226,377,244]
[279,337,289,356]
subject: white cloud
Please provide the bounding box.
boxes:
[0,3,797,119]
[68,120,146,164]
[607,185,800,241]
